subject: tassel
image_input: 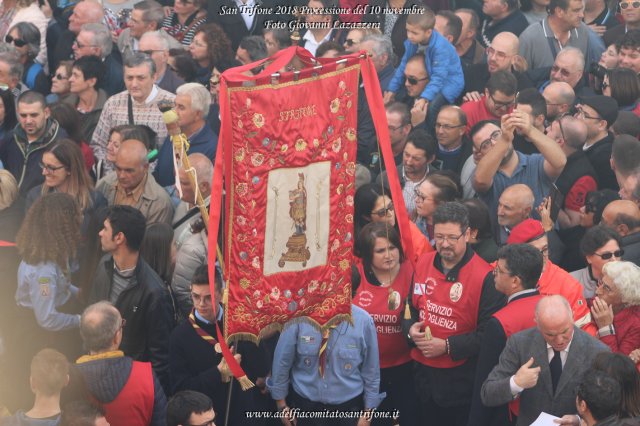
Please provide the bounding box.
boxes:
[237,375,255,391]
[404,299,411,320]
[222,287,228,305]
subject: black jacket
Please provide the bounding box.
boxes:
[89,254,173,392]
[585,132,618,191]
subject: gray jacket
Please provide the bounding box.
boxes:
[481,326,609,426]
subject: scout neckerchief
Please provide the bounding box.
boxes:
[318,325,337,377]
[189,308,222,353]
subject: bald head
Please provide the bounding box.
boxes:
[80,301,122,353]
[492,32,519,56]
[602,199,640,236]
[69,1,105,34]
[178,153,214,203]
[115,139,149,191]
[543,82,575,121]
[535,295,575,351]
[554,115,587,151]
[497,184,535,227]
[118,139,148,165]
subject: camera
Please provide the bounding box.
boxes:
[589,62,607,80]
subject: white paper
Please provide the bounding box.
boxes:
[530,412,561,426]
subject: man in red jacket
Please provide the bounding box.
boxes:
[403,201,505,426]
[468,243,544,426]
[75,301,167,426]
[506,219,596,335]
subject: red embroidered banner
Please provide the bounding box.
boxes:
[219,50,361,340]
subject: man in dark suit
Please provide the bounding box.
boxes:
[481,295,609,426]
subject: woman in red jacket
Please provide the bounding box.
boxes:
[591,260,640,356]
[352,222,419,426]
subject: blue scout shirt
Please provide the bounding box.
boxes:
[267,305,385,409]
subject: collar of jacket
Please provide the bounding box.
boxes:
[434,244,475,282]
[14,118,60,147]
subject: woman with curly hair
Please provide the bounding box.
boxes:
[25,139,107,295]
[188,23,232,86]
[15,192,83,357]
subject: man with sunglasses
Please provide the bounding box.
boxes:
[601,200,640,265]
[535,48,595,100]
[577,96,619,191]
[546,113,597,229]
[75,301,168,425]
[461,70,517,134]
[604,1,640,46]
[139,31,185,94]
[403,202,505,425]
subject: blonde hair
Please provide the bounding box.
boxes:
[0,170,18,210]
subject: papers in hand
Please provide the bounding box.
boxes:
[530,412,561,426]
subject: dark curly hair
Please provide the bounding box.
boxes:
[193,23,232,69]
[17,193,81,269]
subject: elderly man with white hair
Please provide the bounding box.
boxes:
[139,31,184,94]
[74,22,124,96]
[359,34,395,92]
[154,82,218,187]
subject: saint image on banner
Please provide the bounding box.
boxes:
[264,161,330,275]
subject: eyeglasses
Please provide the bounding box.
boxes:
[551,65,574,78]
[435,123,464,131]
[344,38,361,47]
[139,49,163,56]
[493,264,513,276]
[405,75,429,86]
[593,249,624,260]
[434,228,468,244]
[620,1,640,9]
[556,112,571,142]
[489,92,515,110]
[576,107,603,121]
[474,130,502,153]
[372,203,394,218]
[486,46,509,61]
[54,73,68,81]
[4,35,27,47]
[73,40,97,49]
[414,189,432,203]
[596,278,615,293]
[388,123,409,131]
[39,161,66,172]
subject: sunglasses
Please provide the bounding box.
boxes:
[344,38,361,47]
[372,203,394,218]
[593,249,624,260]
[620,1,640,9]
[5,35,27,47]
[405,75,429,85]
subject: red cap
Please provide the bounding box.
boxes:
[507,219,545,245]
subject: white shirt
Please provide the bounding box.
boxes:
[234,0,255,30]
[509,334,574,395]
[302,29,332,57]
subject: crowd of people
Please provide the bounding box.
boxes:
[2,0,640,424]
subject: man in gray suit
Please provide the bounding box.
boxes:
[481,295,609,426]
